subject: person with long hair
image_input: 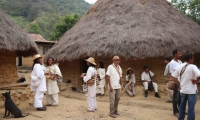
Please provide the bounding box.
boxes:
[30,54,47,111]
[45,57,62,106]
[96,61,106,98]
[125,68,136,97]
[80,57,97,112]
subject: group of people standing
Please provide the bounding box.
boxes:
[164,50,200,120]
[30,54,62,111]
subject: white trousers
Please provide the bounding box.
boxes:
[166,83,173,101]
[125,83,135,96]
[86,96,97,111]
[143,82,158,92]
[96,87,104,95]
[34,91,45,108]
[46,93,59,105]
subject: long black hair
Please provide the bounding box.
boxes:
[88,62,96,67]
[32,58,40,70]
[99,61,104,68]
[46,57,54,66]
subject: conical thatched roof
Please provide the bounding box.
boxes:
[0,9,37,57]
[45,0,200,61]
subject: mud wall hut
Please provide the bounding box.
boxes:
[45,0,200,91]
[0,9,38,85]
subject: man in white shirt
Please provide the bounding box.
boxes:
[169,50,182,117]
[172,54,200,120]
[106,56,123,118]
[141,66,161,98]
[164,57,173,103]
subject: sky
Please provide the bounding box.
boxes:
[85,0,97,4]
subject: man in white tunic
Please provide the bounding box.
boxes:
[125,68,136,97]
[106,56,123,118]
[31,54,47,111]
[80,57,97,112]
[164,57,173,103]
[141,66,161,98]
[169,50,182,117]
[172,54,200,120]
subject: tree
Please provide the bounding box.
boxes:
[51,14,80,40]
[171,0,200,25]
[27,23,42,34]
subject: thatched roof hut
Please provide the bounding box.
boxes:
[0,9,37,57]
[45,0,200,61]
[0,9,38,85]
[44,0,200,91]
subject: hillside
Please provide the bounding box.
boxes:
[0,0,91,40]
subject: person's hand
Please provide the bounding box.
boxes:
[191,79,197,84]
[110,86,113,92]
[121,86,124,91]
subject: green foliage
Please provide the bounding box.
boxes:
[51,14,80,40]
[26,23,42,34]
[0,0,91,40]
[171,0,200,25]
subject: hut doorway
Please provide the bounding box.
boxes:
[18,57,22,66]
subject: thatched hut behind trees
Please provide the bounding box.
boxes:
[0,9,38,85]
[45,0,200,91]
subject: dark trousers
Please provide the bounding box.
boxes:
[173,84,180,114]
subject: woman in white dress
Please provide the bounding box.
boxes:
[125,68,136,97]
[45,57,62,106]
[80,57,97,112]
[96,61,106,98]
[31,54,47,111]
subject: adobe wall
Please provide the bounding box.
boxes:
[0,51,18,85]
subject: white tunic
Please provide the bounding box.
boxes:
[141,71,154,82]
[45,64,61,95]
[97,68,106,88]
[31,64,47,92]
[172,62,200,94]
[106,64,122,89]
[83,67,97,97]
[125,74,136,85]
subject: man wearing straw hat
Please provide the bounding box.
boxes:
[106,56,123,118]
[31,54,47,111]
[80,57,97,112]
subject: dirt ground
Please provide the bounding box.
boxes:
[0,85,200,120]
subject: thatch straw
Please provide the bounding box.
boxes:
[45,0,200,61]
[0,9,38,57]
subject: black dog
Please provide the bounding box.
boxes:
[2,91,28,118]
[17,77,26,83]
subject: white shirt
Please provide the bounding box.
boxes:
[31,64,47,92]
[83,66,97,97]
[172,62,200,94]
[141,71,154,82]
[164,63,170,77]
[106,64,122,89]
[125,74,136,85]
[169,59,182,74]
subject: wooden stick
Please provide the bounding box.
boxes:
[0,83,30,89]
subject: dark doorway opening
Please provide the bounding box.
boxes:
[18,57,22,66]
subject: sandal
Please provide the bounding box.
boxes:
[110,114,116,118]
[115,112,120,115]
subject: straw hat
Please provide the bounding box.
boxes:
[126,68,133,72]
[85,57,96,65]
[112,56,120,60]
[33,54,42,60]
